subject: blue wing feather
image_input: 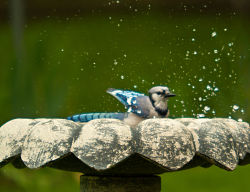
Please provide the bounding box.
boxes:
[107,88,148,117]
[107,88,145,107]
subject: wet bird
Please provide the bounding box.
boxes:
[67,86,176,127]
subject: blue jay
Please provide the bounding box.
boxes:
[67,86,176,127]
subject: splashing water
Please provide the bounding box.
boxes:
[211,31,217,37]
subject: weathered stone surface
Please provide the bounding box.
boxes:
[185,118,249,170]
[71,119,132,170]
[135,119,195,170]
[0,119,39,166]
[21,119,80,168]
[0,118,249,174]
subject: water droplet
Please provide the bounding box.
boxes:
[238,118,243,122]
[197,114,205,118]
[214,87,219,92]
[206,85,212,90]
[214,58,220,62]
[232,105,239,111]
[204,106,210,111]
[211,31,217,37]
[120,75,124,80]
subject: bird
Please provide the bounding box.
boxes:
[67,86,176,127]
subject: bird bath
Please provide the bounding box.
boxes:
[0,118,249,191]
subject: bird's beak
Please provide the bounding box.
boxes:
[165,93,176,98]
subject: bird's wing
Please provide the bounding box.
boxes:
[107,88,149,117]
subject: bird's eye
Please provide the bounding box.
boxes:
[156,92,161,95]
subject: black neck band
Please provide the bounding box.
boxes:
[155,107,168,117]
[149,94,168,117]
[149,94,155,108]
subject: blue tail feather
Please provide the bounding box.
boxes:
[67,112,125,122]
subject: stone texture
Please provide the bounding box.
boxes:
[71,119,132,170]
[135,119,195,170]
[21,119,80,168]
[0,118,47,167]
[184,118,250,170]
[0,118,249,175]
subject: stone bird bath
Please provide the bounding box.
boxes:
[0,118,249,191]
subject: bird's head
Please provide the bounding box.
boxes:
[148,86,176,110]
[149,86,176,101]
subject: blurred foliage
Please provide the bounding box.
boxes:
[0,165,79,192]
[0,2,250,192]
[162,165,250,192]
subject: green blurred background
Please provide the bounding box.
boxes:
[0,0,249,191]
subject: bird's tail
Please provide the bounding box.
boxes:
[67,112,125,122]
